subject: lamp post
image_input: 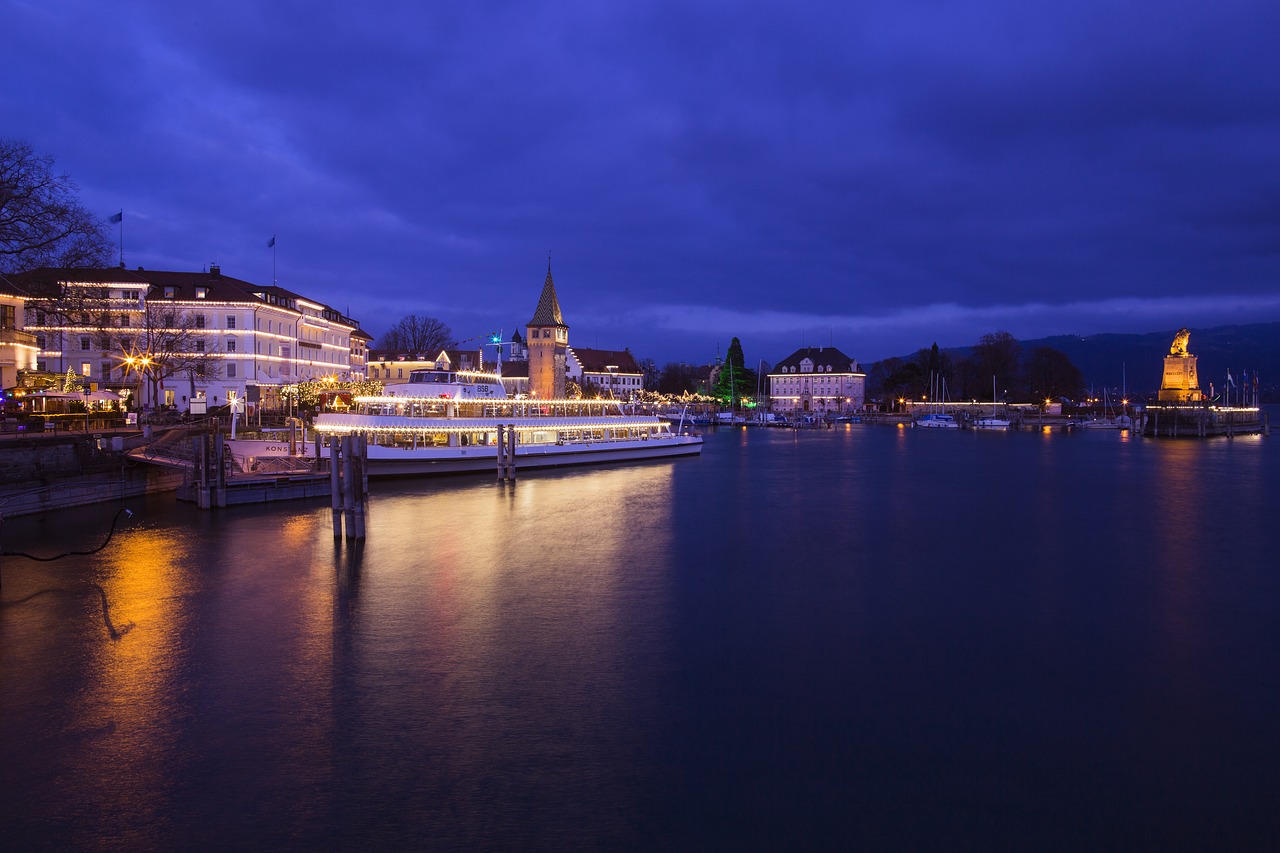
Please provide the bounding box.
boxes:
[122,353,153,418]
[83,385,91,433]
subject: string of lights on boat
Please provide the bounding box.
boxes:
[315,415,673,435]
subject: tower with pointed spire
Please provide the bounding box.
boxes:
[526,262,569,399]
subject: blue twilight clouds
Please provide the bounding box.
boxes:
[4,0,1279,363]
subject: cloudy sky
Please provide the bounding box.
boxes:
[5,0,1279,365]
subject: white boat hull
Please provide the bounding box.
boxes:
[225,438,314,470]
[348,435,702,477]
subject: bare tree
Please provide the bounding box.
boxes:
[0,139,112,274]
[115,301,221,408]
[377,314,455,353]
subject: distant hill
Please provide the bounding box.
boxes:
[876,322,1280,400]
[1020,323,1280,398]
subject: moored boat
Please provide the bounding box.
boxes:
[914,412,960,429]
[313,368,702,476]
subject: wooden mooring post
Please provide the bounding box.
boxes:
[192,432,229,509]
[329,433,369,540]
[496,423,517,481]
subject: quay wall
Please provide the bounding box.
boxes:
[0,434,183,518]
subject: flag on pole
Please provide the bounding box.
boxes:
[109,211,123,223]
[1227,370,1235,387]
[267,235,276,248]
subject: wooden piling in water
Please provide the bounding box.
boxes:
[330,435,342,538]
[506,424,517,480]
[352,434,366,540]
[342,435,356,538]
[496,424,507,480]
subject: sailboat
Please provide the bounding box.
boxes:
[915,373,960,428]
[1078,382,1130,430]
[973,376,1011,430]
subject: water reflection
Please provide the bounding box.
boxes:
[3,430,1279,848]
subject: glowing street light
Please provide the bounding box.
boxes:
[120,351,155,412]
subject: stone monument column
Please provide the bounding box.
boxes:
[1157,328,1204,403]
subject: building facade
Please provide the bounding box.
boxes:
[366,349,485,386]
[0,280,39,392]
[567,347,644,399]
[12,266,365,412]
[768,347,866,414]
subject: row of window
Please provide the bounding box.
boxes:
[585,374,641,385]
[59,360,238,380]
[777,364,846,374]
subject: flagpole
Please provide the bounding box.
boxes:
[110,209,124,267]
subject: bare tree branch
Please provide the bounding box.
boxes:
[0,139,113,274]
[376,314,456,353]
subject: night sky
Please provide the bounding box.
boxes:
[6,1,1279,365]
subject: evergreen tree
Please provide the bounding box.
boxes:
[714,337,756,405]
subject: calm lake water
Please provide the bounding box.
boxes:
[3,420,1279,850]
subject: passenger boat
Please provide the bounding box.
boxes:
[311,368,703,477]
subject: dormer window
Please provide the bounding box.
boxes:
[196,287,207,299]
[164,287,176,299]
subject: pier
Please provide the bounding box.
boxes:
[1141,405,1267,438]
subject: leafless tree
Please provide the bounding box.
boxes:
[0,139,112,275]
[113,301,221,408]
[377,314,455,354]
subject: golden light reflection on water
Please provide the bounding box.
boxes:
[1147,441,1205,672]
[71,527,192,848]
[355,466,676,806]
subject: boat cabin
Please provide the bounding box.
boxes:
[403,369,506,399]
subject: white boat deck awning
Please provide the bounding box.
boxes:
[316,414,665,432]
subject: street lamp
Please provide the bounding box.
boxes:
[122,353,154,414]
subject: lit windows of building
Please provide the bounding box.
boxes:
[767,347,866,415]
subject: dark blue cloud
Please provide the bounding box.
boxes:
[5,0,1279,364]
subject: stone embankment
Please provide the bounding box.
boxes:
[0,430,184,518]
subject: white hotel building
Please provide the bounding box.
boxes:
[12,265,366,412]
[767,346,866,415]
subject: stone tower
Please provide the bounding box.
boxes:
[1157,327,1204,402]
[526,264,568,399]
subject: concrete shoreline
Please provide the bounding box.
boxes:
[0,429,184,518]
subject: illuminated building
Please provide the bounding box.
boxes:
[10,265,367,413]
[0,279,39,391]
[567,347,644,399]
[767,346,866,415]
[527,264,568,400]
